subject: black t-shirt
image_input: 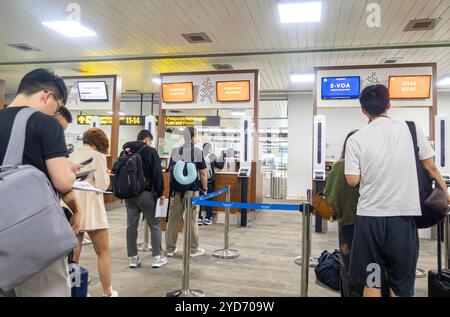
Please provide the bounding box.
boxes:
[0,107,68,179]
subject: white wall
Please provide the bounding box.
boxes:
[287,93,313,200]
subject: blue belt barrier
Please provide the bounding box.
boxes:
[193,199,303,212]
[193,187,229,203]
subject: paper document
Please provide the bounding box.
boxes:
[73,181,112,194]
[155,198,169,218]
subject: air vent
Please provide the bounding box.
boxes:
[182,33,212,44]
[213,64,233,71]
[125,89,140,93]
[404,18,441,31]
[7,43,41,52]
[168,110,182,114]
[382,57,403,64]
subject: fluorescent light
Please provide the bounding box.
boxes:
[291,74,315,83]
[42,20,96,38]
[231,110,246,116]
[152,77,162,85]
[437,77,450,87]
[108,111,125,116]
[278,2,322,23]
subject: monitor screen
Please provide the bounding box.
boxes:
[216,80,251,102]
[77,81,108,101]
[321,76,361,99]
[162,82,194,103]
[388,76,432,99]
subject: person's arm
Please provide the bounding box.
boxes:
[421,159,450,202]
[46,157,78,194]
[93,154,110,191]
[344,137,361,188]
[199,169,208,192]
[61,190,80,234]
[149,149,165,204]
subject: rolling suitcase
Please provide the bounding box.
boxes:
[70,264,89,298]
[428,221,450,297]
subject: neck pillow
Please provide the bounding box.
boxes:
[173,161,197,185]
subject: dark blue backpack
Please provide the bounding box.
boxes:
[315,250,341,291]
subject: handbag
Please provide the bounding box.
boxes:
[406,121,448,229]
[313,193,335,221]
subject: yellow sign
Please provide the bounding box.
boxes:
[164,116,220,127]
[77,115,144,126]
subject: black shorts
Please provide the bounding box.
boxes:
[349,216,419,297]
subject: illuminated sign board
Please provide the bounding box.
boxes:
[164,116,220,127]
[77,81,108,101]
[216,80,251,102]
[77,115,144,126]
[388,76,432,99]
[162,82,194,103]
[321,77,361,99]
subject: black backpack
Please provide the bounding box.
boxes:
[315,250,341,291]
[111,145,147,199]
[169,146,200,199]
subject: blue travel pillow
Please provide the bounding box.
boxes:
[173,161,197,185]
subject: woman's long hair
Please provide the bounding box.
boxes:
[341,130,359,160]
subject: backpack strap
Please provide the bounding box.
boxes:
[2,108,37,166]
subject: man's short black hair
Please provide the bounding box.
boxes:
[58,107,72,123]
[359,84,390,116]
[17,68,68,105]
[183,127,197,144]
[137,130,153,142]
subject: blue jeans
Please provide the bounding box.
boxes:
[200,182,215,220]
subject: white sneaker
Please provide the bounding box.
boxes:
[167,248,177,257]
[129,255,142,268]
[103,289,119,297]
[152,255,168,268]
[190,248,205,258]
[204,218,213,225]
[198,218,204,226]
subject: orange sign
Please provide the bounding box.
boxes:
[216,80,251,102]
[389,76,432,99]
[162,82,194,103]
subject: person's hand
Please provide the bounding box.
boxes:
[159,196,166,206]
[69,161,83,174]
[70,211,81,234]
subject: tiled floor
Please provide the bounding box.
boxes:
[79,204,441,297]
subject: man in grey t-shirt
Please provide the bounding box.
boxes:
[345,84,450,297]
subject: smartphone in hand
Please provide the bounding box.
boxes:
[80,157,93,166]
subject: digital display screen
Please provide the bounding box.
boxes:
[321,77,361,99]
[216,80,251,102]
[162,82,194,103]
[388,76,432,99]
[77,81,109,101]
[77,115,144,126]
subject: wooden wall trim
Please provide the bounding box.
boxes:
[110,76,122,160]
[0,79,5,109]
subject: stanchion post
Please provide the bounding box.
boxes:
[167,196,204,297]
[445,213,449,269]
[301,200,312,297]
[213,186,239,259]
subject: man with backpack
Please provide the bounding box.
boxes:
[345,84,450,297]
[166,127,208,258]
[0,68,80,297]
[113,130,167,269]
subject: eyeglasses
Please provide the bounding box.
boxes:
[46,91,64,115]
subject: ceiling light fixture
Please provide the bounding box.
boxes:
[108,111,125,116]
[437,78,450,87]
[278,2,322,24]
[291,74,315,83]
[42,20,97,38]
[152,77,162,85]
[231,110,246,116]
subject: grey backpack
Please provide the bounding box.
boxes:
[0,108,78,292]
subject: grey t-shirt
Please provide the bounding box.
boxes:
[345,118,435,217]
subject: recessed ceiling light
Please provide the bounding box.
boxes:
[231,110,246,116]
[278,2,322,24]
[291,74,315,83]
[42,20,97,38]
[152,77,162,85]
[437,78,450,87]
[108,111,125,116]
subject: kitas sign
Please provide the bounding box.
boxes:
[77,115,144,126]
[164,116,220,127]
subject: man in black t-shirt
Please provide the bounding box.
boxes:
[0,68,80,297]
[165,127,208,258]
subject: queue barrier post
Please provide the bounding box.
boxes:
[167,196,205,297]
[445,213,450,269]
[213,185,240,259]
[300,191,313,298]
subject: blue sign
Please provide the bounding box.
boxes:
[321,76,361,99]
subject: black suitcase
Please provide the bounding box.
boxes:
[428,220,450,297]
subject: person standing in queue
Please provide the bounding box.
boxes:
[70,128,118,297]
[199,143,224,225]
[0,68,79,297]
[345,84,450,297]
[123,130,167,269]
[166,127,208,258]
[323,130,362,297]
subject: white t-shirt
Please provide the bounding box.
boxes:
[345,118,435,217]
